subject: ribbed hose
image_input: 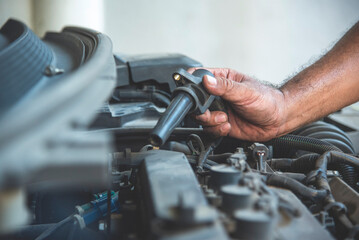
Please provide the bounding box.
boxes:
[295,121,355,154]
[269,134,358,189]
[270,134,341,153]
[305,131,354,151]
[320,138,354,154]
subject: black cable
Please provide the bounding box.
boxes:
[292,152,359,170]
[270,154,320,172]
[309,151,359,188]
[198,146,213,167]
[35,215,74,240]
[152,89,171,99]
[186,134,205,155]
[303,151,359,238]
[265,173,327,202]
[268,134,358,189]
[152,92,171,106]
[197,137,224,169]
[278,172,307,183]
[294,122,357,189]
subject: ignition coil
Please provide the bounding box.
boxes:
[149,68,226,146]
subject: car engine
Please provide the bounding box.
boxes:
[0,19,359,240]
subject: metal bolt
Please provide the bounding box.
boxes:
[173,74,181,81]
[44,65,65,76]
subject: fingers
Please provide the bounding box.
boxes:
[187,67,199,74]
[202,75,247,103]
[204,122,231,137]
[187,67,232,78]
[194,110,231,137]
[195,110,227,125]
[188,68,249,103]
[188,68,249,102]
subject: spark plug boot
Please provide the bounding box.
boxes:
[149,68,226,146]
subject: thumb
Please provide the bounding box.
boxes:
[203,75,246,102]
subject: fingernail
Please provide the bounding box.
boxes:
[221,123,230,132]
[206,75,217,86]
[215,114,226,123]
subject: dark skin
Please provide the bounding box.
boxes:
[189,21,359,142]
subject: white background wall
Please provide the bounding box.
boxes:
[0,0,33,29]
[1,0,358,84]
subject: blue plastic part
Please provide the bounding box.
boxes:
[81,192,120,226]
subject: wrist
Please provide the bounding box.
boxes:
[276,84,310,137]
[275,87,291,137]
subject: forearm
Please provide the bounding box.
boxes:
[279,21,359,136]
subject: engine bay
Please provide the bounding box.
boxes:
[1,20,359,240]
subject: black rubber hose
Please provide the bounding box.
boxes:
[269,133,341,158]
[269,157,293,171]
[294,121,351,139]
[320,138,354,154]
[266,174,327,202]
[306,131,354,150]
[279,172,307,183]
[151,92,171,106]
[198,146,213,167]
[269,134,342,153]
[272,151,359,188]
[294,151,359,187]
[292,122,329,135]
[326,151,359,168]
[268,134,357,188]
[295,122,355,153]
[297,125,350,137]
[304,151,358,237]
[270,154,319,172]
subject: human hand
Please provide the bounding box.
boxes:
[188,68,287,141]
